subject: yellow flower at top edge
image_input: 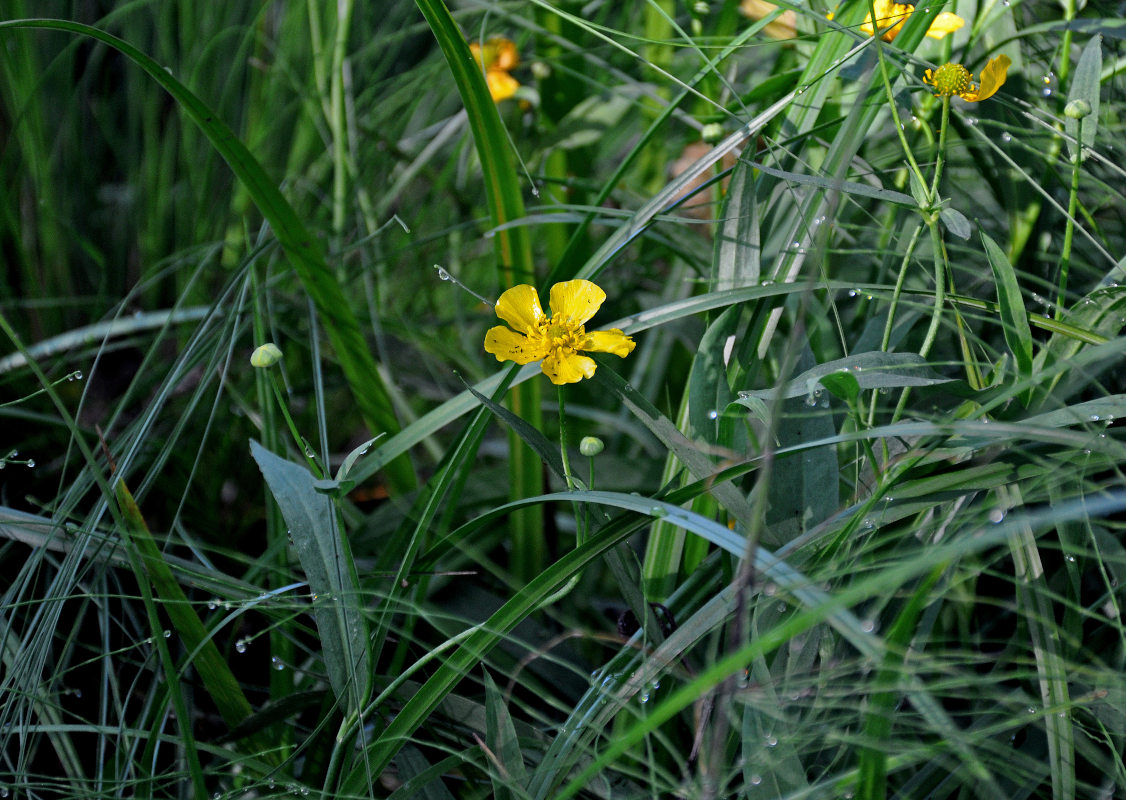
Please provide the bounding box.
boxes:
[484,280,636,385]
[469,37,520,103]
[924,54,1011,102]
[858,0,964,41]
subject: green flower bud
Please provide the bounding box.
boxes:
[579,436,605,457]
[701,122,725,144]
[1064,99,1092,119]
[250,343,283,368]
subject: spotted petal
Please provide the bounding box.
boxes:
[494,284,544,335]
[484,326,548,364]
[549,280,606,326]
[542,352,598,385]
[967,54,1010,102]
[583,329,636,358]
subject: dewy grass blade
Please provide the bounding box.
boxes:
[0,18,416,493]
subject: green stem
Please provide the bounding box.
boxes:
[558,386,575,492]
[930,97,951,201]
[269,375,322,478]
[1057,116,1083,319]
[867,220,924,429]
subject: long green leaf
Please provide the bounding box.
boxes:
[413,0,544,581]
[0,18,415,492]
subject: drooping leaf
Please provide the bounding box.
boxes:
[250,441,370,716]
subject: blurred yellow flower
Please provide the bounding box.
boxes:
[739,0,797,39]
[484,280,636,385]
[838,0,963,41]
[470,37,520,102]
[923,54,1011,102]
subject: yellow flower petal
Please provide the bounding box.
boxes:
[861,0,910,40]
[549,280,605,326]
[542,352,598,385]
[925,11,964,38]
[583,329,636,358]
[484,325,548,364]
[493,38,519,71]
[494,284,544,335]
[965,54,1011,102]
[485,69,519,103]
[739,0,797,39]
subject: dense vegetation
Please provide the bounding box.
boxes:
[2,1,1125,797]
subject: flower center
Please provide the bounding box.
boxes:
[542,315,585,353]
[929,63,972,97]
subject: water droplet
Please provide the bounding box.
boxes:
[1027,705,1037,714]
[1042,87,1052,97]
[805,393,818,407]
[862,518,875,530]
[483,229,495,238]
[1001,132,1012,143]
[763,582,777,597]
[707,409,719,420]
[765,734,778,746]
[530,185,540,199]
[25,459,34,468]
[966,117,978,126]
[989,508,1005,523]
[1065,554,1076,563]
[1,787,10,798]
[163,630,171,638]
[1089,414,1101,422]
[861,619,876,633]
[271,656,285,671]
[776,602,787,612]
[750,775,762,786]
[235,639,248,654]
[639,690,649,703]
[649,506,667,518]
[436,266,451,281]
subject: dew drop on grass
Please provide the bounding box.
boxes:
[861,619,876,633]
[750,775,762,786]
[25,459,34,468]
[436,267,451,281]
[989,508,1005,523]
[1001,132,1012,143]
[707,409,719,420]
[235,638,248,654]
[163,630,171,639]
[271,656,285,671]
[650,506,667,518]
[765,734,778,747]
[1066,555,1076,562]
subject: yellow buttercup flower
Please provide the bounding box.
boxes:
[484,280,636,385]
[856,0,964,41]
[924,54,1011,102]
[470,37,520,102]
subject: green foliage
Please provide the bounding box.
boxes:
[2,1,1126,798]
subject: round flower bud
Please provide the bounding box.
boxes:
[701,122,725,144]
[579,436,605,457]
[250,343,283,368]
[1064,99,1092,119]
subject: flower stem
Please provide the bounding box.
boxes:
[1057,116,1083,319]
[558,386,576,491]
[930,97,951,201]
